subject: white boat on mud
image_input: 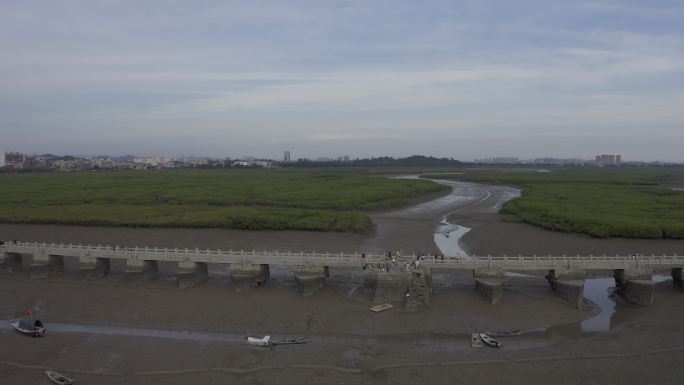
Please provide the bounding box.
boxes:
[479,333,501,348]
[10,318,46,337]
[246,335,310,347]
[246,335,271,347]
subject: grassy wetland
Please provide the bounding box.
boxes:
[0,169,448,232]
[424,169,684,239]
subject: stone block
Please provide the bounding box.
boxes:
[475,278,504,304]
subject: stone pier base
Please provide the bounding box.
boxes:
[177,262,209,289]
[473,269,504,304]
[231,264,270,292]
[48,255,65,274]
[372,271,412,305]
[672,268,682,288]
[81,257,110,278]
[122,259,158,283]
[2,253,52,280]
[546,269,585,308]
[1,252,28,271]
[294,266,329,296]
[364,269,379,290]
[614,269,654,306]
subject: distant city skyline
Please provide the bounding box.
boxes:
[0,147,657,165]
[2,1,683,162]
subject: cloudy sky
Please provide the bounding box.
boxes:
[1,1,683,161]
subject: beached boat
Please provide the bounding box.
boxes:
[45,370,74,385]
[479,333,501,348]
[369,303,393,312]
[486,329,522,337]
[10,318,46,337]
[271,337,310,345]
[246,335,271,347]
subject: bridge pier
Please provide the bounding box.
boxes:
[672,268,683,288]
[177,261,209,289]
[406,269,431,312]
[2,251,54,279]
[231,263,270,292]
[614,269,654,306]
[293,265,329,296]
[546,269,585,309]
[48,255,66,276]
[79,257,110,278]
[1,252,26,271]
[122,259,158,283]
[473,269,505,304]
[372,270,412,306]
[364,269,379,290]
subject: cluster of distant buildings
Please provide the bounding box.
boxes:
[0,151,279,172]
[474,154,625,166]
[0,148,356,172]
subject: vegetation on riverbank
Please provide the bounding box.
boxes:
[0,169,448,232]
[422,169,684,239]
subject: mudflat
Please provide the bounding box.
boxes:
[1,273,684,385]
[457,213,684,256]
[2,179,684,384]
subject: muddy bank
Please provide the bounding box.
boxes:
[0,223,367,253]
[456,214,684,256]
[0,270,595,337]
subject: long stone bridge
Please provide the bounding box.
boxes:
[2,241,682,310]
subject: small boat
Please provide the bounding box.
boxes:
[369,303,394,313]
[10,318,46,337]
[246,335,271,347]
[486,329,522,337]
[479,333,501,348]
[46,370,74,385]
[271,337,310,345]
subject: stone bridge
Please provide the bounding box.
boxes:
[2,241,682,310]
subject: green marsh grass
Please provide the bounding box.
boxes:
[0,169,448,232]
[422,169,684,239]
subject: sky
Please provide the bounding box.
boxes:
[1,0,683,161]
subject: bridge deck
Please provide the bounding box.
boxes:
[2,241,683,271]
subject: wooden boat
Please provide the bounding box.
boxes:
[10,318,46,337]
[46,370,74,385]
[271,337,310,345]
[369,303,393,312]
[479,333,501,348]
[246,335,271,347]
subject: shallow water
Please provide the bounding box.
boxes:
[433,217,471,257]
[418,179,520,257]
[0,320,549,352]
[579,274,671,333]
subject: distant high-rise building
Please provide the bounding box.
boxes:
[284,151,291,162]
[0,148,5,167]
